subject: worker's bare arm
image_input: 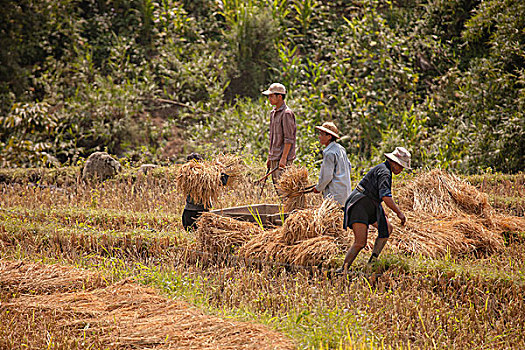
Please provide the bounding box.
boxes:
[382,196,406,225]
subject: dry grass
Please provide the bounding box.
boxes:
[195,212,264,255]
[175,160,223,208]
[237,199,346,267]
[0,261,296,350]
[387,169,524,257]
[277,166,311,212]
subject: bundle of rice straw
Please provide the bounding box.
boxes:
[388,169,524,257]
[396,169,492,217]
[195,212,263,255]
[279,198,343,245]
[287,236,340,266]
[237,229,278,261]
[237,199,346,267]
[214,153,245,186]
[277,165,310,212]
[175,154,243,208]
[389,213,480,257]
[175,160,223,208]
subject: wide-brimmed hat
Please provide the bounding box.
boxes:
[315,121,340,139]
[262,83,286,95]
[385,147,412,169]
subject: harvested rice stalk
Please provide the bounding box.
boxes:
[237,229,277,260]
[214,154,245,186]
[277,165,310,212]
[6,278,296,350]
[280,198,344,245]
[195,212,263,255]
[265,235,290,263]
[397,169,492,217]
[0,261,106,294]
[288,236,340,266]
[175,160,223,208]
[387,210,507,257]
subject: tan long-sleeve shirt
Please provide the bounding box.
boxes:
[268,102,296,161]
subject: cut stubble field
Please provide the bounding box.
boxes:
[0,165,524,349]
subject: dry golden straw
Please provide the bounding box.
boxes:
[237,199,345,266]
[195,212,263,255]
[174,154,244,209]
[1,261,295,350]
[214,153,245,186]
[280,198,343,245]
[397,169,492,217]
[387,169,523,257]
[288,236,340,266]
[277,165,310,212]
[175,159,222,208]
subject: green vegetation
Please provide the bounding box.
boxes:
[1,0,523,173]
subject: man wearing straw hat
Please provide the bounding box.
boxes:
[337,147,411,274]
[312,122,352,206]
[262,83,296,190]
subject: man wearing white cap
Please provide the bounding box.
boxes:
[338,147,412,274]
[312,122,352,206]
[262,83,296,189]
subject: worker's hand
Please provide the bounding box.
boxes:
[279,158,287,169]
[313,187,320,194]
[397,211,406,226]
[266,158,271,169]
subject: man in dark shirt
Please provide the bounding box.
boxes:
[338,147,411,273]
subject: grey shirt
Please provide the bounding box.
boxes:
[268,102,296,161]
[315,141,352,206]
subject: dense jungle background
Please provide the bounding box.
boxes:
[1,0,524,174]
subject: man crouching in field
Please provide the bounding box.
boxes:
[337,147,411,274]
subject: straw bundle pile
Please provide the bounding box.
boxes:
[397,169,492,217]
[175,160,222,208]
[4,264,296,349]
[277,165,310,212]
[214,153,245,186]
[279,198,343,245]
[389,169,524,257]
[0,260,105,294]
[238,229,279,261]
[195,212,263,255]
[288,236,340,266]
[238,199,346,267]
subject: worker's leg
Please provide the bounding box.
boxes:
[368,218,393,263]
[341,222,369,270]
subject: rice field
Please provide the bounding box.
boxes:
[0,163,524,349]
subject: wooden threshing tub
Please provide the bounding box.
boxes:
[210,204,289,227]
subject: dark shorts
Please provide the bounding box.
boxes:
[348,196,378,226]
[347,196,390,238]
[182,208,208,231]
